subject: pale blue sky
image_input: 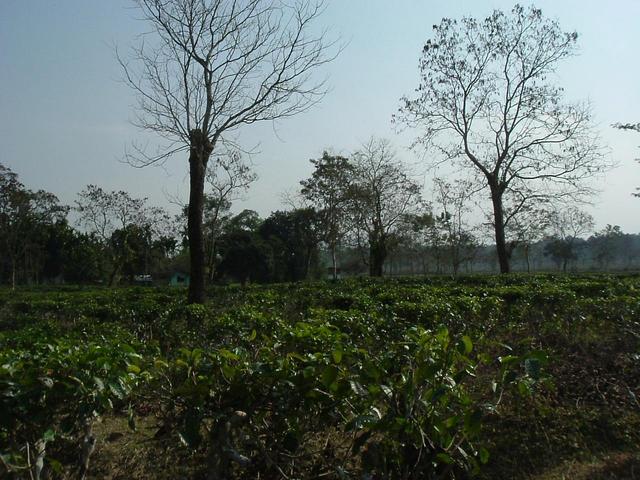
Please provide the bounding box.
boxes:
[1,1,639,233]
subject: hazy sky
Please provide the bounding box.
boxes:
[1,0,639,233]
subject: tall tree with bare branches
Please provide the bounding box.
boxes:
[119,0,338,302]
[398,5,609,273]
[348,138,422,277]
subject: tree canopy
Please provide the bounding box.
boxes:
[398,4,609,273]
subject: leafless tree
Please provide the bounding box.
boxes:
[432,178,478,276]
[505,203,551,272]
[348,138,422,277]
[398,5,610,274]
[119,0,338,303]
[544,206,594,272]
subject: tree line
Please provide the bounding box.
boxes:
[2,147,637,288]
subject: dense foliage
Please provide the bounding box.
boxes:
[1,274,638,478]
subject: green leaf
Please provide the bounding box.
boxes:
[499,355,520,366]
[443,416,458,429]
[436,326,450,346]
[48,458,63,473]
[222,364,237,381]
[43,429,55,442]
[527,350,549,364]
[218,349,239,361]
[332,350,343,364]
[127,364,141,374]
[436,452,454,465]
[479,447,490,464]
[464,409,482,436]
[518,381,531,396]
[458,335,473,355]
[154,359,169,369]
[321,365,338,388]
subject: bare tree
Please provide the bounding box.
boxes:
[398,5,609,274]
[119,0,338,303]
[544,206,594,272]
[505,203,551,272]
[348,138,422,277]
[433,178,478,276]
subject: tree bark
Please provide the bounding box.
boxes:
[11,260,16,290]
[369,233,387,277]
[330,244,337,281]
[207,237,217,282]
[108,264,119,287]
[187,129,213,304]
[489,182,510,274]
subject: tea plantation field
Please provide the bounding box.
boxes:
[1,275,639,479]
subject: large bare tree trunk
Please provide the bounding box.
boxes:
[490,183,510,274]
[187,130,213,304]
[369,233,387,277]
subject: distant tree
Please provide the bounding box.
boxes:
[544,207,594,272]
[225,209,263,234]
[398,212,435,274]
[259,208,322,282]
[348,138,422,277]
[203,151,257,281]
[505,204,551,272]
[119,0,338,303]
[433,178,478,276]
[398,5,608,274]
[589,224,624,270]
[61,232,106,284]
[217,210,269,285]
[75,185,172,285]
[300,153,354,280]
[110,223,164,282]
[0,164,68,287]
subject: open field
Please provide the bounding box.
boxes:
[1,275,639,479]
